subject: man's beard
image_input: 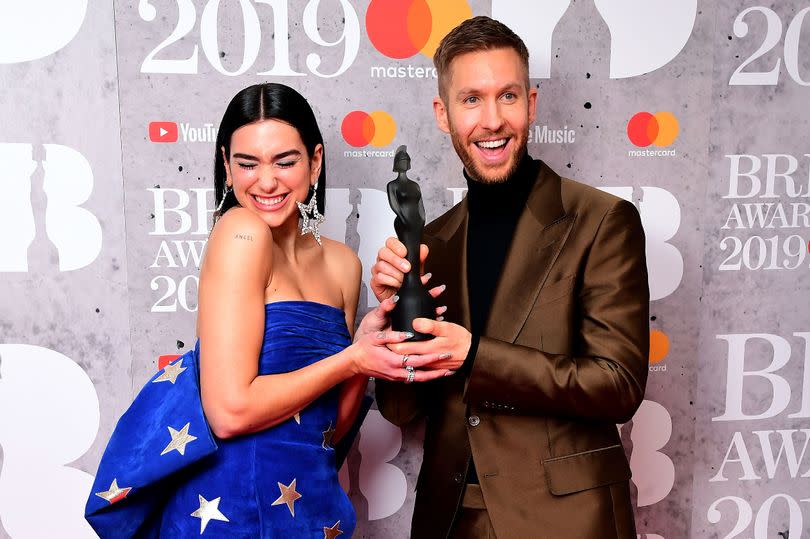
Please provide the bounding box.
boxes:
[449,128,527,184]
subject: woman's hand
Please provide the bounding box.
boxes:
[349,329,449,383]
[354,296,398,341]
[355,282,447,343]
[352,273,449,382]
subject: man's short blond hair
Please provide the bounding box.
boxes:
[433,16,530,101]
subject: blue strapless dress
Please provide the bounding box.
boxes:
[85,301,356,538]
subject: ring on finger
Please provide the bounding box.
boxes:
[402,354,410,366]
[405,365,415,383]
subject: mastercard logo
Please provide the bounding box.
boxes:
[649,329,670,365]
[627,112,679,147]
[366,0,473,59]
[341,110,397,147]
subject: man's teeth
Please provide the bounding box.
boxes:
[254,194,286,205]
[477,139,507,149]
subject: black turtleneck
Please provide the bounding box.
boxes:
[463,153,538,484]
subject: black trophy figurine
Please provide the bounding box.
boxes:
[387,145,435,341]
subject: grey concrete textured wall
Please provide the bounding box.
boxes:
[0,2,130,537]
[1,1,808,538]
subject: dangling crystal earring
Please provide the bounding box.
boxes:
[297,183,325,246]
[215,184,231,213]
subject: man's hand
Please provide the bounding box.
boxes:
[387,318,471,375]
[371,237,437,302]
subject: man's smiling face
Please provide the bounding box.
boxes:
[434,47,537,184]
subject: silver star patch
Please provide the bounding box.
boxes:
[94,478,132,505]
[190,494,229,533]
[297,196,324,245]
[271,478,302,517]
[323,520,344,539]
[322,422,335,450]
[152,358,187,384]
[160,422,197,456]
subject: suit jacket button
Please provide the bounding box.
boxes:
[468,415,480,427]
[453,472,464,484]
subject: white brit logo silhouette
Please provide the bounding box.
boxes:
[356,411,408,520]
[0,144,37,272]
[0,344,100,537]
[492,0,697,79]
[624,400,675,507]
[0,143,102,272]
[43,145,103,271]
[321,188,397,306]
[600,186,683,301]
[334,408,411,521]
[492,0,572,79]
[0,0,88,63]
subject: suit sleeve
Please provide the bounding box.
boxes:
[464,199,650,423]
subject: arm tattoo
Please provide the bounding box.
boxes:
[234,233,254,241]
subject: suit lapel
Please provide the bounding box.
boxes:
[485,162,575,343]
[427,199,471,330]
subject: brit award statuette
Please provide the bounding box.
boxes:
[387,145,435,341]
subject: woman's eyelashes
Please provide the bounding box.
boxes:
[236,159,299,170]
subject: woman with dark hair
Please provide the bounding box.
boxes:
[85,83,445,538]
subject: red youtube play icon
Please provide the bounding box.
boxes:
[149,121,178,143]
[158,354,181,370]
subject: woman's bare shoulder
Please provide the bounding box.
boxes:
[320,237,361,302]
[203,208,274,277]
[320,237,360,272]
[213,207,273,242]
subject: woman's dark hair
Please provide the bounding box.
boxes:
[214,83,326,218]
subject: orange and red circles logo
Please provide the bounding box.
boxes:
[649,329,670,365]
[366,0,472,59]
[627,112,679,147]
[341,110,397,147]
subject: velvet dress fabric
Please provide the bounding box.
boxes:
[85,301,356,538]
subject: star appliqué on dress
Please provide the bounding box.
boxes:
[152,358,187,384]
[323,520,344,538]
[190,494,230,533]
[94,478,132,504]
[160,422,197,456]
[297,196,324,245]
[271,478,302,517]
[322,422,335,450]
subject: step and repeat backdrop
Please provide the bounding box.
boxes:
[1,1,809,537]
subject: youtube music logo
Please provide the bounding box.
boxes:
[149,121,178,143]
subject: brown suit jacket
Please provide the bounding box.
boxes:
[376,161,649,539]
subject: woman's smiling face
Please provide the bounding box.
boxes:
[223,119,322,230]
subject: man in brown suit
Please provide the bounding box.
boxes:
[371,16,649,539]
